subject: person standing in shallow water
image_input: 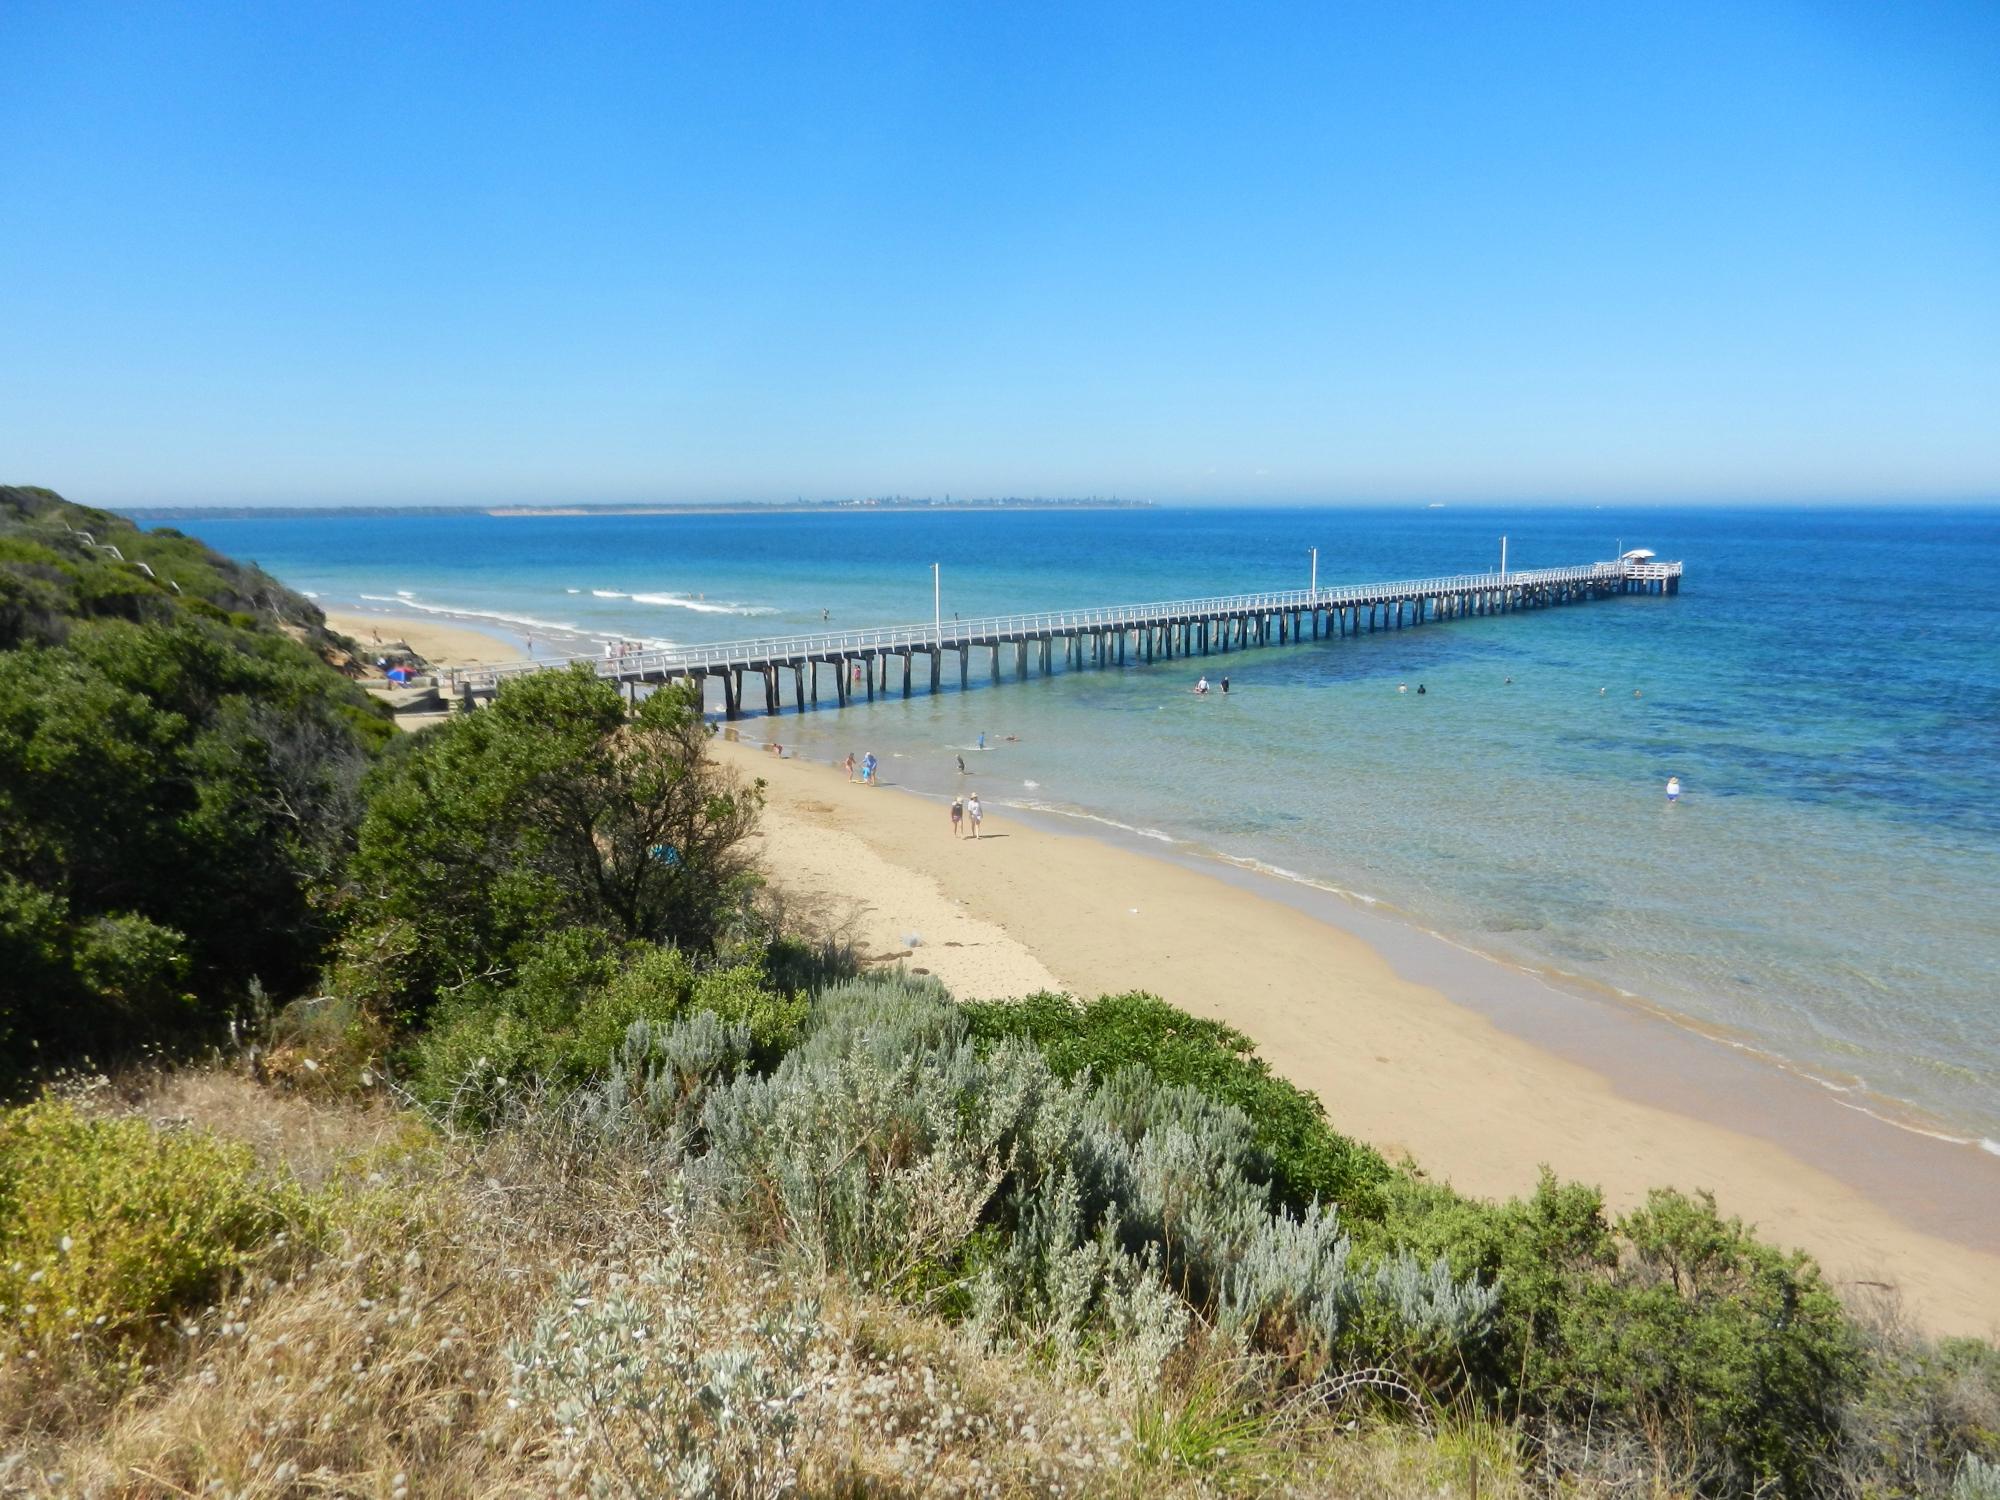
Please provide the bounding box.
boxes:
[1666,775,1681,803]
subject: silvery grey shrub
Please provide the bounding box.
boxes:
[1957,1455,2000,1500]
[508,1250,824,1499]
[586,971,1497,1383]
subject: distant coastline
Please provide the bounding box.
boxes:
[121,498,1154,522]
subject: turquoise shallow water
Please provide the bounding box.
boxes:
[167,504,2000,1147]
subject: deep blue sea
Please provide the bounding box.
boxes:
[170,505,2000,1148]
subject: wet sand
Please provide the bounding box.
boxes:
[715,737,2000,1338]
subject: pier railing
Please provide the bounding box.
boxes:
[455,557,1677,686]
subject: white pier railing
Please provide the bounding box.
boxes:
[454,556,1680,687]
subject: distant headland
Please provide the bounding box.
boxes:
[119,497,1154,521]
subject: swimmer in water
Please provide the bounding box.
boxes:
[1416,683,1426,695]
[1666,775,1681,803]
[1398,682,1408,694]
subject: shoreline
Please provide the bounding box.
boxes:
[711,736,2000,1337]
[320,608,525,668]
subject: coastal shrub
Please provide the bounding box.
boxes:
[1958,1455,2000,1500]
[683,975,1497,1387]
[406,934,806,1119]
[1376,1170,1862,1493]
[403,927,623,1117]
[343,669,763,1024]
[962,990,1395,1219]
[579,1009,761,1151]
[1837,1320,2000,1496]
[0,490,387,1082]
[511,1257,830,1498]
[0,1098,314,1378]
[696,1002,1049,1297]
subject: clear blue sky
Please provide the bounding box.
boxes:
[4,1,1997,506]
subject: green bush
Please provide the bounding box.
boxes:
[581,947,807,1072]
[0,1098,315,1375]
[342,669,763,1026]
[405,930,806,1119]
[0,486,389,1081]
[1375,1170,1862,1493]
[962,991,1394,1220]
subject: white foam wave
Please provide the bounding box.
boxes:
[1983,1138,2000,1159]
[302,591,319,598]
[358,593,579,635]
[592,589,628,598]
[565,588,581,594]
[1004,799,1176,843]
[630,592,777,616]
[1213,851,1382,906]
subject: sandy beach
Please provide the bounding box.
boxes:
[321,609,521,668]
[713,737,2000,1338]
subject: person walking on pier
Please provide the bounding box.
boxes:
[950,795,965,838]
[967,793,983,839]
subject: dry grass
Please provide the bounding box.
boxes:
[2,1069,1603,1499]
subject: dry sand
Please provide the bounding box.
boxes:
[714,737,2000,1338]
[322,609,520,668]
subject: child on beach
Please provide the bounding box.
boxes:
[844,753,856,781]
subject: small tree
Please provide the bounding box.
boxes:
[342,668,761,1021]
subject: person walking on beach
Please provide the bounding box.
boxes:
[966,793,983,839]
[844,752,856,781]
[1666,775,1681,803]
[950,795,964,838]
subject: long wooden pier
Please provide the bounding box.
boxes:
[452,554,1682,719]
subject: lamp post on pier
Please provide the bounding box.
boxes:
[1309,546,1318,598]
[932,563,941,645]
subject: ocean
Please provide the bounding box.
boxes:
[168,504,2000,1150]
